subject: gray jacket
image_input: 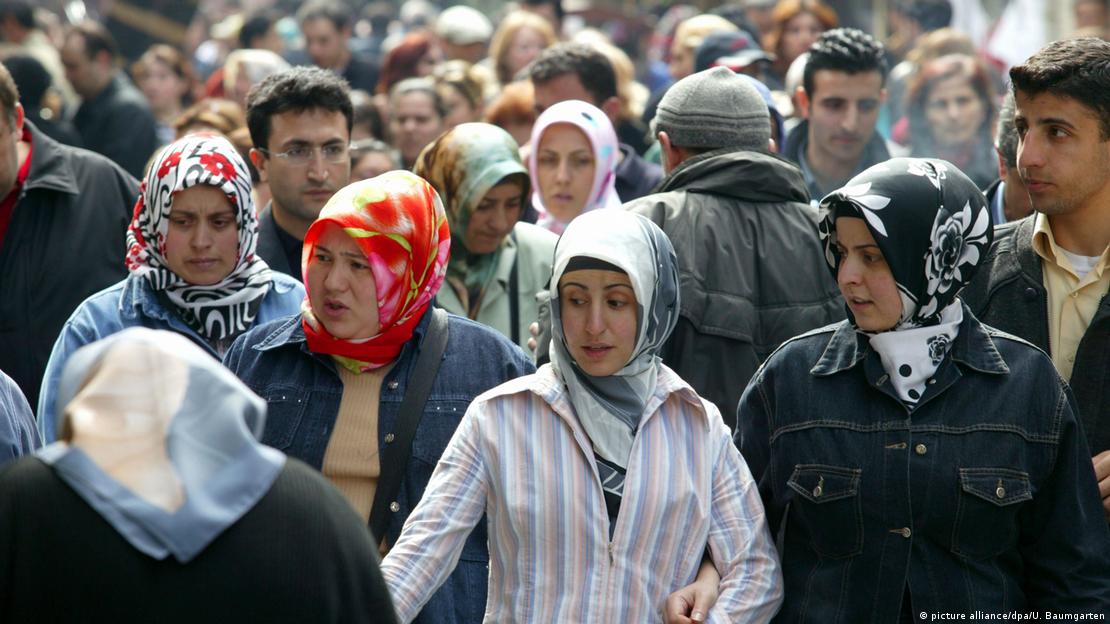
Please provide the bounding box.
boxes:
[627,148,843,428]
[961,216,1110,454]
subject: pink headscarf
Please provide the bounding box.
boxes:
[527,99,622,234]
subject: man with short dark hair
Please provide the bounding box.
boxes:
[247,67,353,281]
[984,91,1032,225]
[0,62,138,408]
[782,28,891,202]
[528,42,662,201]
[297,0,379,94]
[627,67,843,426]
[60,21,159,178]
[963,37,1110,520]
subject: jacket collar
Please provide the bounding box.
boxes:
[255,201,295,277]
[22,121,80,196]
[810,303,1010,377]
[982,215,1041,291]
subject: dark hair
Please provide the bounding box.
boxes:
[0,61,19,123]
[296,0,352,32]
[898,0,953,32]
[995,91,1018,169]
[376,31,434,95]
[520,0,564,24]
[67,20,119,61]
[0,0,34,30]
[389,77,447,119]
[0,53,44,110]
[528,42,617,105]
[1010,36,1110,140]
[350,88,384,139]
[239,10,282,49]
[245,66,353,149]
[905,54,995,153]
[803,27,887,96]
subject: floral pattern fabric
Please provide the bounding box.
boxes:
[301,171,450,372]
[125,133,272,343]
[818,158,992,406]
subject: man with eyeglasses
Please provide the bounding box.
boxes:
[247,67,353,280]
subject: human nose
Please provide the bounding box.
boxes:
[190,222,213,249]
[1017,132,1044,171]
[837,255,862,287]
[555,158,571,184]
[841,104,860,132]
[306,150,330,181]
[321,262,347,291]
[585,301,606,336]
[489,206,510,232]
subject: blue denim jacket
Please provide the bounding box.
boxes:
[1,370,38,466]
[223,308,534,624]
[738,304,1110,621]
[37,274,304,442]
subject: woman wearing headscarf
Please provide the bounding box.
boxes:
[737,158,1110,618]
[0,328,396,622]
[223,171,533,624]
[528,99,622,234]
[37,133,304,442]
[414,123,557,350]
[380,209,783,623]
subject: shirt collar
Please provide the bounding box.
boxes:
[1032,212,1110,279]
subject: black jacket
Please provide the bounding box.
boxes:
[0,122,138,407]
[614,143,663,203]
[72,72,160,179]
[626,148,844,427]
[961,216,1110,453]
[255,202,300,281]
[782,119,892,201]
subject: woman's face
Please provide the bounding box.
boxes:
[139,59,186,113]
[390,91,445,166]
[781,12,824,63]
[163,185,239,286]
[351,152,396,182]
[835,217,902,332]
[535,123,596,223]
[466,179,523,254]
[559,268,637,377]
[416,44,444,77]
[305,222,381,340]
[925,75,987,150]
[507,27,547,77]
[441,85,479,129]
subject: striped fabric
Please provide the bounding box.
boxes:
[381,364,783,623]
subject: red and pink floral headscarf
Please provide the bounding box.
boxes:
[125,133,271,343]
[301,171,451,372]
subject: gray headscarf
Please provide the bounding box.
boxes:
[38,327,284,563]
[549,210,680,474]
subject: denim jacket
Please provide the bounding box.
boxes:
[37,273,304,442]
[223,308,534,624]
[737,304,1110,621]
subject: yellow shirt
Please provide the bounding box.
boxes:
[1031,213,1110,380]
[322,363,394,521]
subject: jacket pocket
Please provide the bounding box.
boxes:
[787,464,864,558]
[259,385,309,451]
[952,467,1032,560]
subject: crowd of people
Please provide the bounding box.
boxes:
[0,0,1108,621]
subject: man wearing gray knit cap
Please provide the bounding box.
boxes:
[627,66,843,434]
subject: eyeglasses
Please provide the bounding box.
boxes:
[258,143,351,166]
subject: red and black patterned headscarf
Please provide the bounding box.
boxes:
[125,133,272,343]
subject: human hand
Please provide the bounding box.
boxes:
[662,558,719,624]
[1093,450,1110,522]
[527,321,539,354]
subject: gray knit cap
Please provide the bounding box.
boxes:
[652,66,770,151]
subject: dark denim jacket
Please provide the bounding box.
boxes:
[737,305,1110,622]
[224,308,534,624]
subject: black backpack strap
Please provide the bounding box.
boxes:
[509,230,520,347]
[368,307,450,543]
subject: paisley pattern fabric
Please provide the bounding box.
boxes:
[413,122,529,296]
[818,158,992,406]
[528,99,621,234]
[301,171,451,372]
[125,133,272,343]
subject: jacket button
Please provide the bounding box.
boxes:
[390,501,400,512]
[915,443,927,455]
[1023,287,1037,301]
[876,374,889,386]
[899,527,912,538]
[388,381,399,390]
[384,433,395,443]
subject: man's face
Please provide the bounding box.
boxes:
[60,33,105,100]
[388,91,444,166]
[302,18,347,69]
[532,72,598,115]
[1014,90,1110,219]
[803,69,884,167]
[668,43,695,81]
[255,108,351,234]
[0,105,24,197]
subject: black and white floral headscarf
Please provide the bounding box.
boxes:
[125,134,272,345]
[818,158,992,405]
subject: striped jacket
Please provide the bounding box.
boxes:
[381,364,783,623]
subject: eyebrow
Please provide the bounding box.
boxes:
[562,281,633,291]
[171,208,235,218]
[278,137,346,148]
